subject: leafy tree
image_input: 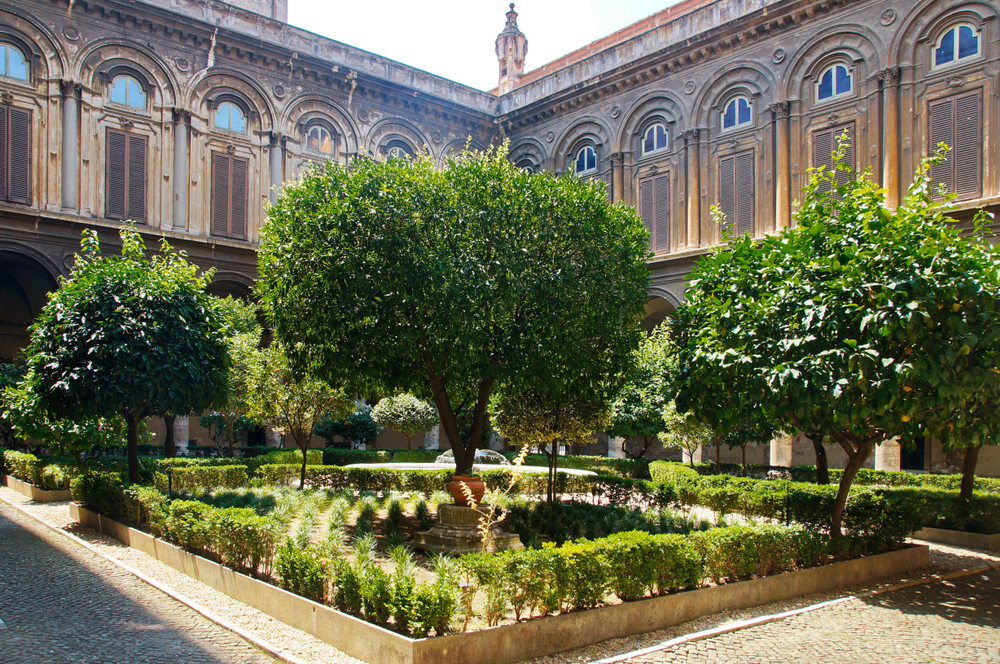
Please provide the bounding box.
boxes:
[607,324,677,458]
[721,418,779,477]
[198,412,256,455]
[314,405,381,450]
[491,389,609,503]
[372,393,439,451]
[249,341,354,488]
[21,226,229,482]
[0,363,26,448]
[673,141,1000,536]
[257,145,648,474]
[657,402,713,468]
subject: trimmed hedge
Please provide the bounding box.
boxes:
[163,465,249,492]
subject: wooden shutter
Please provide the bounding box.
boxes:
[930,90,982,201]
[230,156,248,239]
[211,152,231,237]
[639,173,670,253]
[106,130,127,219]
[813,122,854,195]
[719,149,753,235]
[211,152,249,239]
[7,107,31,205]
[0,106,6,202]
[127,134,146,222]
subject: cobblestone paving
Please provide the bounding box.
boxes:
[0,501,279,664]
[625,570,1000,664]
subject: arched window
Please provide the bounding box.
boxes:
[935,25,980,67]
[109,75,146,110]
[215,101,246,134]
[642,124,667,155]
[0,44,28,81]
[575,146,597,175]
[722,97,752,130]
[816,65,852,101]
[385,144,411,160]
[306,125,334,155]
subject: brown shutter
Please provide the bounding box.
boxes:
[106,129,127,220]
[7,107,30,205]
[0,106,7,202]
[211,152,231,237]
[640,178,654,251]
[735,150,754,236]
[653,173,670,253]
[953,90,982,200]
[230,156,248,239]
[834,124,854,190]
[127,134,146,221]
[813,123,854,196]
[718,154,736,233]
[929,96,954,196]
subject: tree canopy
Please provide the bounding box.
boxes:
[22,226,229,482]
[257,145,649,473]
[371,393,439,450]
[673,142,1000,535]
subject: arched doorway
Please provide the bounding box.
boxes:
[0,252,59,360]
[643,290,679,332]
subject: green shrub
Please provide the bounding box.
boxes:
[319,449,392,466]
[168,465,248,492]
[362,565,392,625]
[212,507,280,575]
[275,540,327,602]
[333,560,363,617]
[691,524,826,584]
[407,581,457,637]
[165,500,215,551]
[3,450,44,484]
[392,450,442,463]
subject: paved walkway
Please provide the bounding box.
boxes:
[0,501,279,664]
[623,570,1000,664]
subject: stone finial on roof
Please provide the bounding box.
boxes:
[495,3,528,95]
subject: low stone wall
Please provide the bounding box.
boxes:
[69,503,929,664]
[2,473,73,502]
[915,527,1000,552]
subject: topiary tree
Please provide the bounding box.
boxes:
[257,145,648,475]
[249,340,355,488]
[314,404,381,450]
[721,418,780,477]
[673,140,1000,537]
[21,226,229,482]
[372,393,439,451]
[657,401,713,468]
[607,324,677,459]
[491,389,609,504]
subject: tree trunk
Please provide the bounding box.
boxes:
[228,420,236,458]
[406,434,413,451]
[830,441,872,539]
[960,444,981,501]
[125,413,141,484]
[741,445,747,477]
[715,436,721,474]
[809,434,829,485]
[163,415,176,458]
[299,442,308,490]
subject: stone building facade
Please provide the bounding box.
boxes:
[0,0,997,472]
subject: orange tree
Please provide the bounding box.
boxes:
[257,146,648,475]
[673,144,1000,537]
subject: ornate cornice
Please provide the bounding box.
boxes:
[877,67,901,86]
[768,100,790,118]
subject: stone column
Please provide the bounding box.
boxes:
[875,439,902,472]
[879,68,901,209]
[683,129,700,248]
[770,101,791,230]
[173,416,190,455]
[60,81,79,211]
[172,110,190,231]
[608,436,626,458]
[266,429,283,447]
[269,133,284,204]
[424,425,440,450]
[610,152,625,203]
[769,433,794,467]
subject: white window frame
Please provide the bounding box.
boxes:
[815,64,853,103]
[932,23,982,70]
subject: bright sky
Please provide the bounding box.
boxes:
[287,1,683,92]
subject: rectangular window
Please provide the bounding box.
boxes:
[211,152,248,240]
[718,149,754,236]
[0,105,32,205]
[639,172,670,254]
[929,89,982,201]
[812,122,855,196]
[105,129,147,221]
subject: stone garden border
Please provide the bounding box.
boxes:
[69,503,929,664]
[915,527,1000,552]
[1,473,73,502]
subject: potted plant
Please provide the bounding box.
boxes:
[448,470,485,507]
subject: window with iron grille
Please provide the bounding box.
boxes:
[0,105,31,205]
[639,172,670,254]
[717,150,753,236]
[211,152,248,240]
[105,129,146,221]
[928,89,982,201]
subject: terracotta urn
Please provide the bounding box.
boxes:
[448,475,485,507]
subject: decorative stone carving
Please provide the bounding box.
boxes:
[947,76,966,89]
[610,105,621,118]
[431,130,443,144]
[768,100,790,117]
[772,48,785,64]
[174,57,190,73]
[272,83,286,98]
[0,91,12,106]
[357,107,369,122]
[877,68,900,85]
[62,26,80,41]
[545,131,554,143]
[225,143,236,155]
[411,504,523,555]
[684,80,696,95]
[880,9,896,26]
[680,128,699,142]
[120,117,134,132]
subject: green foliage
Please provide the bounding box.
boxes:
[658,401,713,466]
[275,540,327,602]
[314,405,381,450]
[0,362,25,447]
[371,394,438,450]
[607,324,678,458]
[691,525,825,584]
[319,448,391,465]
[258,145,649,473]
[168,465,248,492]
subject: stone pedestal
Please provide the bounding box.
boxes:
[411,504,523,555]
